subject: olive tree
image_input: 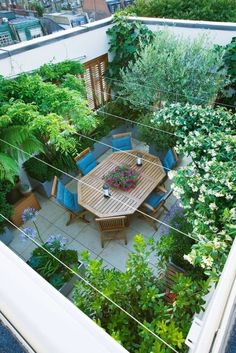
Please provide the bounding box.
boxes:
[118,30,225,111]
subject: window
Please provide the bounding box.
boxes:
[0,32,13,47]
[29,27,43,39]
[18,30,27,42]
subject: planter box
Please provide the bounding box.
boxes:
[149,145,167,161]
[59,262,85,297]
[60,170,77,185]
[10,192,41,227]
[27,175,53,198]
[0,227,14,245]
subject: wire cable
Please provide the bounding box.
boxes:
[0,214,179,353]
[97,105,181,137]
[104,76,236,110]
[28,194,165,271]
[0,137,198,241]
[74,130,174,172]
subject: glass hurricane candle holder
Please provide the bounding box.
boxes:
[103,183,111,198]
[136,153,143,167]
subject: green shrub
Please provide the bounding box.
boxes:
[28,239,78,289]
[106,14,154,84]
[157,212,206,280]
[61,74,86,97]
[37,60,84,83]
[138,114,177,151]
[218,37,236,108]
[119,29,224,111]
[24,146,76,183]
[0,180,13,234]
[130,0,236,22]
[73,235,209,352]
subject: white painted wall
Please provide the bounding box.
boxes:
[0,242,129,353]
[134,17,236,46]
[0,16,236,77]
[0,18,112,77]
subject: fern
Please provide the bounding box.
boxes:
[0,153,18,183]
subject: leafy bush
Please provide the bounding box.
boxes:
[28,238,78,289]
[157,211,206,280]
[106,15,154,84]
[0,180,13,234]
[24,146,76,183]
[0,103,43,183]
[73,235,209,352]
[218,36,236,108]
[151,103,236,279]
[37,60,84,83]
[130,0,236,22]
[138,114,177,151]
[119,30,224,112]
[61,74,86,97]
[2,74,98,133]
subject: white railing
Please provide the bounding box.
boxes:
[186,238,236,353]
[0,242,128,353]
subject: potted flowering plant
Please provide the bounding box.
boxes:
[103,164,140,191]
[21,208,84,296]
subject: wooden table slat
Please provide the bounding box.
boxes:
[78,150,166,217]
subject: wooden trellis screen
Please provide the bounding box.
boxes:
[83,54,110,110]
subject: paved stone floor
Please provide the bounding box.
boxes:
[9,140,189,277]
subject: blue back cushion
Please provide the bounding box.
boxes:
[145,191,166,213]
[76,152,97,175]
[162,149,177,172]
[112,136,132,152]
[56,181,83,213]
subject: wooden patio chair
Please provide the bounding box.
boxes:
[139,185,173,230]
[164,262,186,303]
[111,132,133,152]
[95,216,128,248]
[74,147,97,175]
[51,176,89,226]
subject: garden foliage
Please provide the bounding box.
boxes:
[0,180,13,234]
[129,0,236,22]
[118,30,224,111]
[218,36,236,107]
[106,15,154,84]
[28,236,78,289]
[150,104,236,279]
[73,236,209,353]
[0,60,97,182]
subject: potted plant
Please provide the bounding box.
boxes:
[21,208,83,296]
[18,183,32,196]
[28,235,84,296]
[0,180,14,245]
[103,164,140,191]
[23,147,77,198]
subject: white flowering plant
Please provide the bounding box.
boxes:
[150,103,236,279]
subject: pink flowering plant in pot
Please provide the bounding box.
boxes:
[103,164,140,192]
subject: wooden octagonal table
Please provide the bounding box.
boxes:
[78,150,166,218]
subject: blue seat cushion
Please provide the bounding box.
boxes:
[162,149,177,172]
[112,136,132,152]
[76,152,97,175]
[56,181,83,213]
[144,191,166,213]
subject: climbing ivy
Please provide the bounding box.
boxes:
[106,15,154,85]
